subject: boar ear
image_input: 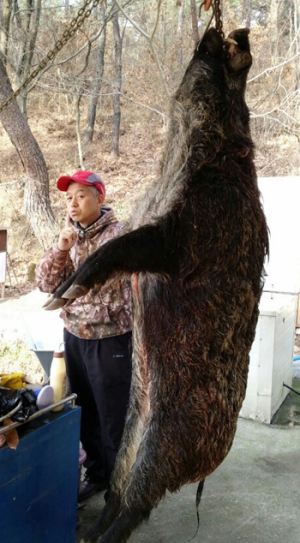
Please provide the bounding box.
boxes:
[196,27,223,60]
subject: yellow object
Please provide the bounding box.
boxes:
[0,373,26,389]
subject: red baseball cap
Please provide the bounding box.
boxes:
[57,170,106,196]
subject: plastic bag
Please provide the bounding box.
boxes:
[0,387,37,423]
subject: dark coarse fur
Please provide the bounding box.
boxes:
[45,28,269,543]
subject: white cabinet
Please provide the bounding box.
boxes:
[259,176,300,294]
[239,177,300,423]
[240,292,297,423]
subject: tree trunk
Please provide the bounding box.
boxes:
[76,90,84,170]
[0,0,12,63]
[84,3,107,144]
[0,57,58,249]
[292,0,300,123]
[112,9,122,157]
[12,0,22,30]
[176,0,186,66]
[16,0,42,117]
[190,0,199,47]
[294,0,300,91]
[269,0,278,65]
[242,0,252,28]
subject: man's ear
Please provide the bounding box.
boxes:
[98,194,105,206]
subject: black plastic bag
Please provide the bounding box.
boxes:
[0,387,37,423]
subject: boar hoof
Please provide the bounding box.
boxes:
[43,296,67,310]
[63,284,88,299]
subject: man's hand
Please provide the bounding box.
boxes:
[58,226,78,251]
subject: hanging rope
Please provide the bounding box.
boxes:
[0,0,103,114]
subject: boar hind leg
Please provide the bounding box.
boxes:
[83,336,149,543]
[87,471,206,543]
[86,419,185,543]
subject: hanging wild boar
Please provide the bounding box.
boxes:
[45,27,269,543]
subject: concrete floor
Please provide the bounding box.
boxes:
[76,413,300,543]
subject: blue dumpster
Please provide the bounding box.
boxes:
[0,402,81,543]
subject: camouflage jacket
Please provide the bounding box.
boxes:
[35,208,132,340]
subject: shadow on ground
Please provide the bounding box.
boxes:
[271,377,300,426]
[76,387,300,543]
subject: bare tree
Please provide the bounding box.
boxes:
[76,88,85,169]
[190,0,199,47]
[269,0,278,64]
[176,0,186,65]
[294,0,300,92]
[242,0,252,27]
[0,0,11,62]
[115,0,170,100]
[84,3,107,144]
[0,57,57,248]
[13,0,43,117]
[112,7,122,156]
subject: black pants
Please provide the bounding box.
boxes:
[64,329,132,482]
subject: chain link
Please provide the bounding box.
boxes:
[0,0,102,114]
[213,0,224,38]
[199,0,224,38]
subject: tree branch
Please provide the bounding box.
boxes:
[114,0,170,98]
[151,0,163,41]
[248,51,300,83]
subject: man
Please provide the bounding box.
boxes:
[36,170,132,501]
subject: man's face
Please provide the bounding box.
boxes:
[66,182,103,228]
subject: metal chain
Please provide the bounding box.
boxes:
[200,0,224,38]
[213,0,224,38]
[0,0,103,114]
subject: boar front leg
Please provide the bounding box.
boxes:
[44,222,177,310]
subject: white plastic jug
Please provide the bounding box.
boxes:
[50,351,67,412]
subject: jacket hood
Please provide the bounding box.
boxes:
[70,207,118,239]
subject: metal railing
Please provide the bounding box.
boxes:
[0,393,78,435]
